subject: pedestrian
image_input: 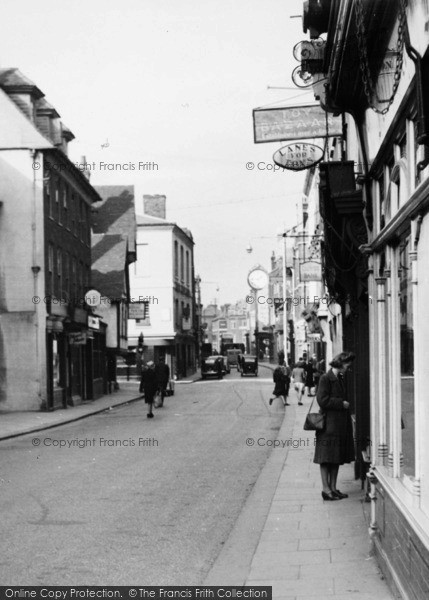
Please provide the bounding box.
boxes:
[139,360,158,418]
[155,356,170,406]
[304,358,316,396]
[269,356,291,407]
[291,359,306,405]
[314,358,325,394]
[314,351,356,501]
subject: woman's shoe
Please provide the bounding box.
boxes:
[298,401,303,406]
[147,413,154,418]
[321,491,338,501]
[332,490,348,499]
[269,398,273,406]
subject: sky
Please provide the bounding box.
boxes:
[0,0,314,305]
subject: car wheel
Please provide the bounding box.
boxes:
[255,371,258,377]
[202,374,206,380]
[241,372,244,377]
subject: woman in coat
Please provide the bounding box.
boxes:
[139,361,158,418]
[314,351,355,501]
[269,358,291,407]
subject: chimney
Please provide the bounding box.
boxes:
[80,156,91,181]
[143,194,166,219]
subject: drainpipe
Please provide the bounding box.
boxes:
[31,149,42,403]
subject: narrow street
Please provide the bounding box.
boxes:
[0,370,283,585]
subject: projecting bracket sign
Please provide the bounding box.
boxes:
[253,104,342,144]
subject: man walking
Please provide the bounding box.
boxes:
[155,356,170,406]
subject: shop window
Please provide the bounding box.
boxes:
[399,237,415,477]
[92,333,104,380]
[52,339,61,387]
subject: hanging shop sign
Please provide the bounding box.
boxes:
[253,104,342,144]
[300,261,322,282]
[273,142,324,171]
[88,315,100,330]
[128,302,147,320]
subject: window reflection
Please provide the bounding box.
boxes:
[399,237,415,477]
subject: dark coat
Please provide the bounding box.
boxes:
[313,369,355,465]
[304,362,315,387]
[155,363,170,385]
[272,365,290,396]
[140,368,158,404]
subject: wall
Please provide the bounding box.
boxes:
[0,150,46,409]
[375,483,429,600]
[128,225,174,343]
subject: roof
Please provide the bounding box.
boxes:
[92,186,137,263]
[91,233,128,299]
[136,213,194,245]
[0,68,44,98]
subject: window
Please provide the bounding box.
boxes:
[54,181,60,222]
[72,257,77,301]
[48,244,54,296]
[180,246,184,282]
[378,176,385,230]
[174,241,178,278]
[79,261,84,299]
[45,170,53,219]
[399,237,415,478]
[186,250,189,286]
[175,299,179,326]
[71,193,77,236]
[80,200,84,242]
[56,249,62,299]
[64,252,70,300]
[63,184,69,229]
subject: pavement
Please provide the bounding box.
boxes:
[205,363,397,599]
[0,363,396,598]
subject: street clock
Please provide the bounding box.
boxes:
[247,267,268,290]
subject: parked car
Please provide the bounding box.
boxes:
[226,348,242,369]
[201,356,223,379]
[240,355,258,377]
[219,355,231,375]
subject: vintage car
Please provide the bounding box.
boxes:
[219,355,231,375]
[240,355,258,377]
[226,348,242,369]
[201,356,223,379]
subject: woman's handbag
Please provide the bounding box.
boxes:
[154,390,163,408]
[303,396,325,431]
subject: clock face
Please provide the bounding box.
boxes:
[248,268,268,290]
